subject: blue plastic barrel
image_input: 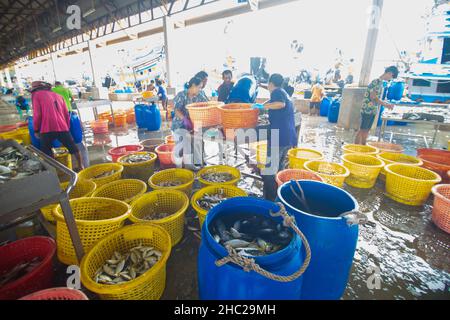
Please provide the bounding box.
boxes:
[327,99,341,123]
[27,116,61,149]
[145,103,161,131]
[387,81,405,101]
[134,104,146,128]
[69,112,83,144]
[277,180,358,300]
[319,97,331,116]
[198,197,305,300]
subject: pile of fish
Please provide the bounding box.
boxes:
[52,148,69,156]
[197,189,229,211]
[121,153,153,164]
[94,244,162,285]
[157,180,183,187]
[93,170,116,179]
[209,214,293,257]
[0,257,42,287]
[201,171,234,183]
[0,146,44,184]
[141,208,173,220]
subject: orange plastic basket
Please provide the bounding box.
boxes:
[219,103,259,130]
[276,169,323,187]
[114,113,127,127]
[367,141,404,154]
[155,143,176,169]
[126,111,135,124]
[91,120,109,134]
[164,135,175,145]
[186,101,224,130]
[431,184,450,234]
[417,148,450,183]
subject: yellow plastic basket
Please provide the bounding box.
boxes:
[304,160,350,188]
[53,147,72,170]
[80,224,171,300]
[148,168,195,196]
[54,197,131,265]
[191,185,248,229]
[342,144,379,155]
[91,179,147,204]
[13,127,31,145]
[197,165,241,187]
[78,163,123,187]
[41,179,97,222]
[384,163,442,206]
[288,148,324,169]
[117,152,157,182]
[129,190,189,246]
[341,154,384,188]
[376,152,423,178]
[255,141,267,169]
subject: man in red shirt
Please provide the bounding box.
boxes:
[31,81,84,170]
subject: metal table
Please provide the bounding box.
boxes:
[377,106,450,147]
[0,144,85,263]
[75,99,116,127]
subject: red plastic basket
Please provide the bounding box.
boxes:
[91,120,109,134]
[19,287,89,300]
[431,184,450,234]
[108,144,144,162]
[417,148,450,183]
[0,124,17,133]
[275,169,323,187]
[0,236,56,300]
[155,143,176,169]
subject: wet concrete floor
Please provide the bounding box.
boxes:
[72,103,450,299]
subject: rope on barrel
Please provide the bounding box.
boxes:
[215,203,311,282]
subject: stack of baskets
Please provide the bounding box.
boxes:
[186,101,224,130]
[218,103,259,140]
[417,148,450,183]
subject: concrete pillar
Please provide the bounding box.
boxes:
[0,70,5,87]
[359,0,384,87]
[87,41,102,99]
[14,65,24,90]
[4,68,12,88]
[338,0,384,131]
[50,53,58,83]
[163,15,175,89]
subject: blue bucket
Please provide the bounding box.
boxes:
[27,116,61,149]
[319,97,331,117]
[277,180,359,300]
[198,197,306,300]
[327,99,340,123]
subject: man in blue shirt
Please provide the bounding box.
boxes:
[260,73,298,200]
